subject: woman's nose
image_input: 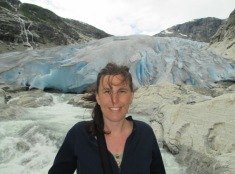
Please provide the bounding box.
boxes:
[111,92,119,104]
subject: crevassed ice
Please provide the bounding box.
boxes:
[0,35,235,93]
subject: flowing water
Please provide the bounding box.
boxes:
[0,94,186,174]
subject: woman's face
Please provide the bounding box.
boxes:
[96,75,134,123]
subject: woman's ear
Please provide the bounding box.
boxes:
[130,92,134,104]
[96,93,100,105]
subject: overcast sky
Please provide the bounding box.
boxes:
[20,0,235,36]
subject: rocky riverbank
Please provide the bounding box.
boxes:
[1,82,234,174]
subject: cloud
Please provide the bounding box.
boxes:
[20,0,235,36]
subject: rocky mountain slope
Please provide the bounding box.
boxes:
[206,9,235,60]
[1,0,234,61]
[0,0,111,53]
[154,17,224,43]
[154,9,235,60]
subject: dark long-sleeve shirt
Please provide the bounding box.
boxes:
[48,116,166,174]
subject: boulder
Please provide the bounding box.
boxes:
[0,103,27,120]
[159,93,235,174]
[0,88,6,104]
[7,90,54,108]
[67,94,95,108]
[0,84,29,93]
[130,82,235,174]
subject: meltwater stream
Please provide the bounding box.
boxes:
[0,94,186,174]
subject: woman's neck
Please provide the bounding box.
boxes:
[104,118,133,154]
[104,118,128,135]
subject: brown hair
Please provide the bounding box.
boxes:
[83,62,133,135]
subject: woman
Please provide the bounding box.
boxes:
[48,63,166,174]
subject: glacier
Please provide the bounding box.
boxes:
[0,35,235,93]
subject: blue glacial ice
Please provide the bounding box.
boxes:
[0,35,235,93]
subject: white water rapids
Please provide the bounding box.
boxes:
[0,94,186,174]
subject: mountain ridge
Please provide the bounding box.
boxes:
[154,17,224,43]
[1,0,234,61]
[0,0,111,53]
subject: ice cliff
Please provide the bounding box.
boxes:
[0,35,235,93]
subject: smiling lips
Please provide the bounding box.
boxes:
[110,107,121,111]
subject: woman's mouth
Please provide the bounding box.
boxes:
[110,107,120,111]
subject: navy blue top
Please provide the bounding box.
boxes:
[48,116,166,174]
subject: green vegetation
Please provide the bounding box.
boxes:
[0,1,15,12]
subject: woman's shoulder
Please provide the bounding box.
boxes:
[68,120,93,134]
[134,120,152,131]
[73,120,92,127]
[127,116,153,132]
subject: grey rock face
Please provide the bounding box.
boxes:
[207,9,235,60]
[0,0,111,53]
[154,17,223,43]
[210,9,235,44]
